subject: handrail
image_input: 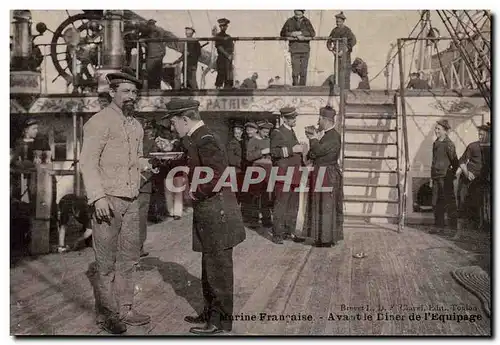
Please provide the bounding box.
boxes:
[128,36,335,43]
[397,39,410,232]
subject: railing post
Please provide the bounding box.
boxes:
[31,163,53,255]
[397,39,410,232]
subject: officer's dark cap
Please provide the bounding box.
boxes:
[218,18,230,25]
[295,10,306,14]
[319,106,336,119]
[106,69,142,89]
[280,107,298,118]
[164,98,200,118]
[232,123,244,129]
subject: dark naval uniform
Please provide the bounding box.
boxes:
[270,107,304,242]
[305,107,344,246]
[327,12,356,89]
[215,18,234,89]
[280,11,316,86]
[163,99,246,333]
[226,124,244,202]
[431,119,459,229]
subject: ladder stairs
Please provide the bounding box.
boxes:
[340,94,406,231]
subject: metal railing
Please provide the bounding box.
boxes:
[397,37,490,92]
[26,36,351,93]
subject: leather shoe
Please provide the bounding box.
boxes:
[313,242,333,248]
[99,316,127,334]
[290,234,306,243]
[184,314,207,324]
[272,235,283,244]
[189,323,224,335]
[121,308,151,326]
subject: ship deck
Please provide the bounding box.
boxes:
[10,210,491,336]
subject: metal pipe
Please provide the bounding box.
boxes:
[135,40,140,79]
[11,10,32,71]
[102,10,124,69]
[183,41,188,88]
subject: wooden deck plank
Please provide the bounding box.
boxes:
[10,216,492,336]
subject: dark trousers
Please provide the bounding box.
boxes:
[334,53,351,90]
[92,195,140,319]
[183,64,198,89]
[272,183,300,237]
[146,57,163,90]
[202,248,234,331]
[291,52,309,86]
[241,183,273,225]
[215,56,234,88]
[138,191,151,250]
[432,176,457,228]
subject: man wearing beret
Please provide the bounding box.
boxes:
[280,10,316,86]
[215,18,235,89]
[162,98,246,334]
[246,121,275,228]
[305,106,343,247]
[430,119,459,233]
[327,12,357,90]
[270,107,306,244]
[173,26,202,89]
[80,70,151,334]
[240,122,259,226]
[454,122,490,239]
[226,123,245,204]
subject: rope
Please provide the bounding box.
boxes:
[368,13,425,83]
[427,15,449,88]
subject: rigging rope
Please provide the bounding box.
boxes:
[368,13,425,83]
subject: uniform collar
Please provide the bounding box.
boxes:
[187,120,205,137]
[283,123,292,131]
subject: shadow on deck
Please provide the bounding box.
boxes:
[10,210,491,336]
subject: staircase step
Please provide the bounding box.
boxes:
[345,127,397,132]
[345,114,397,120]
[344,182,398,188]
[344,155,398,160]
[344,141,397,146]
[344,197,399,204]
[344,212,400,219]
[344,168,398,174]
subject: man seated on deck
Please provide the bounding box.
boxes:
[407,72,431,90]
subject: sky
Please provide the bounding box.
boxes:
[22,10,452,92]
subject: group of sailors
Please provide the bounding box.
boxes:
[136,10,357,90]
[225,107,344,246]
[430,119,491,236]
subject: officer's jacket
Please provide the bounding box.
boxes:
[183,124,246,252]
